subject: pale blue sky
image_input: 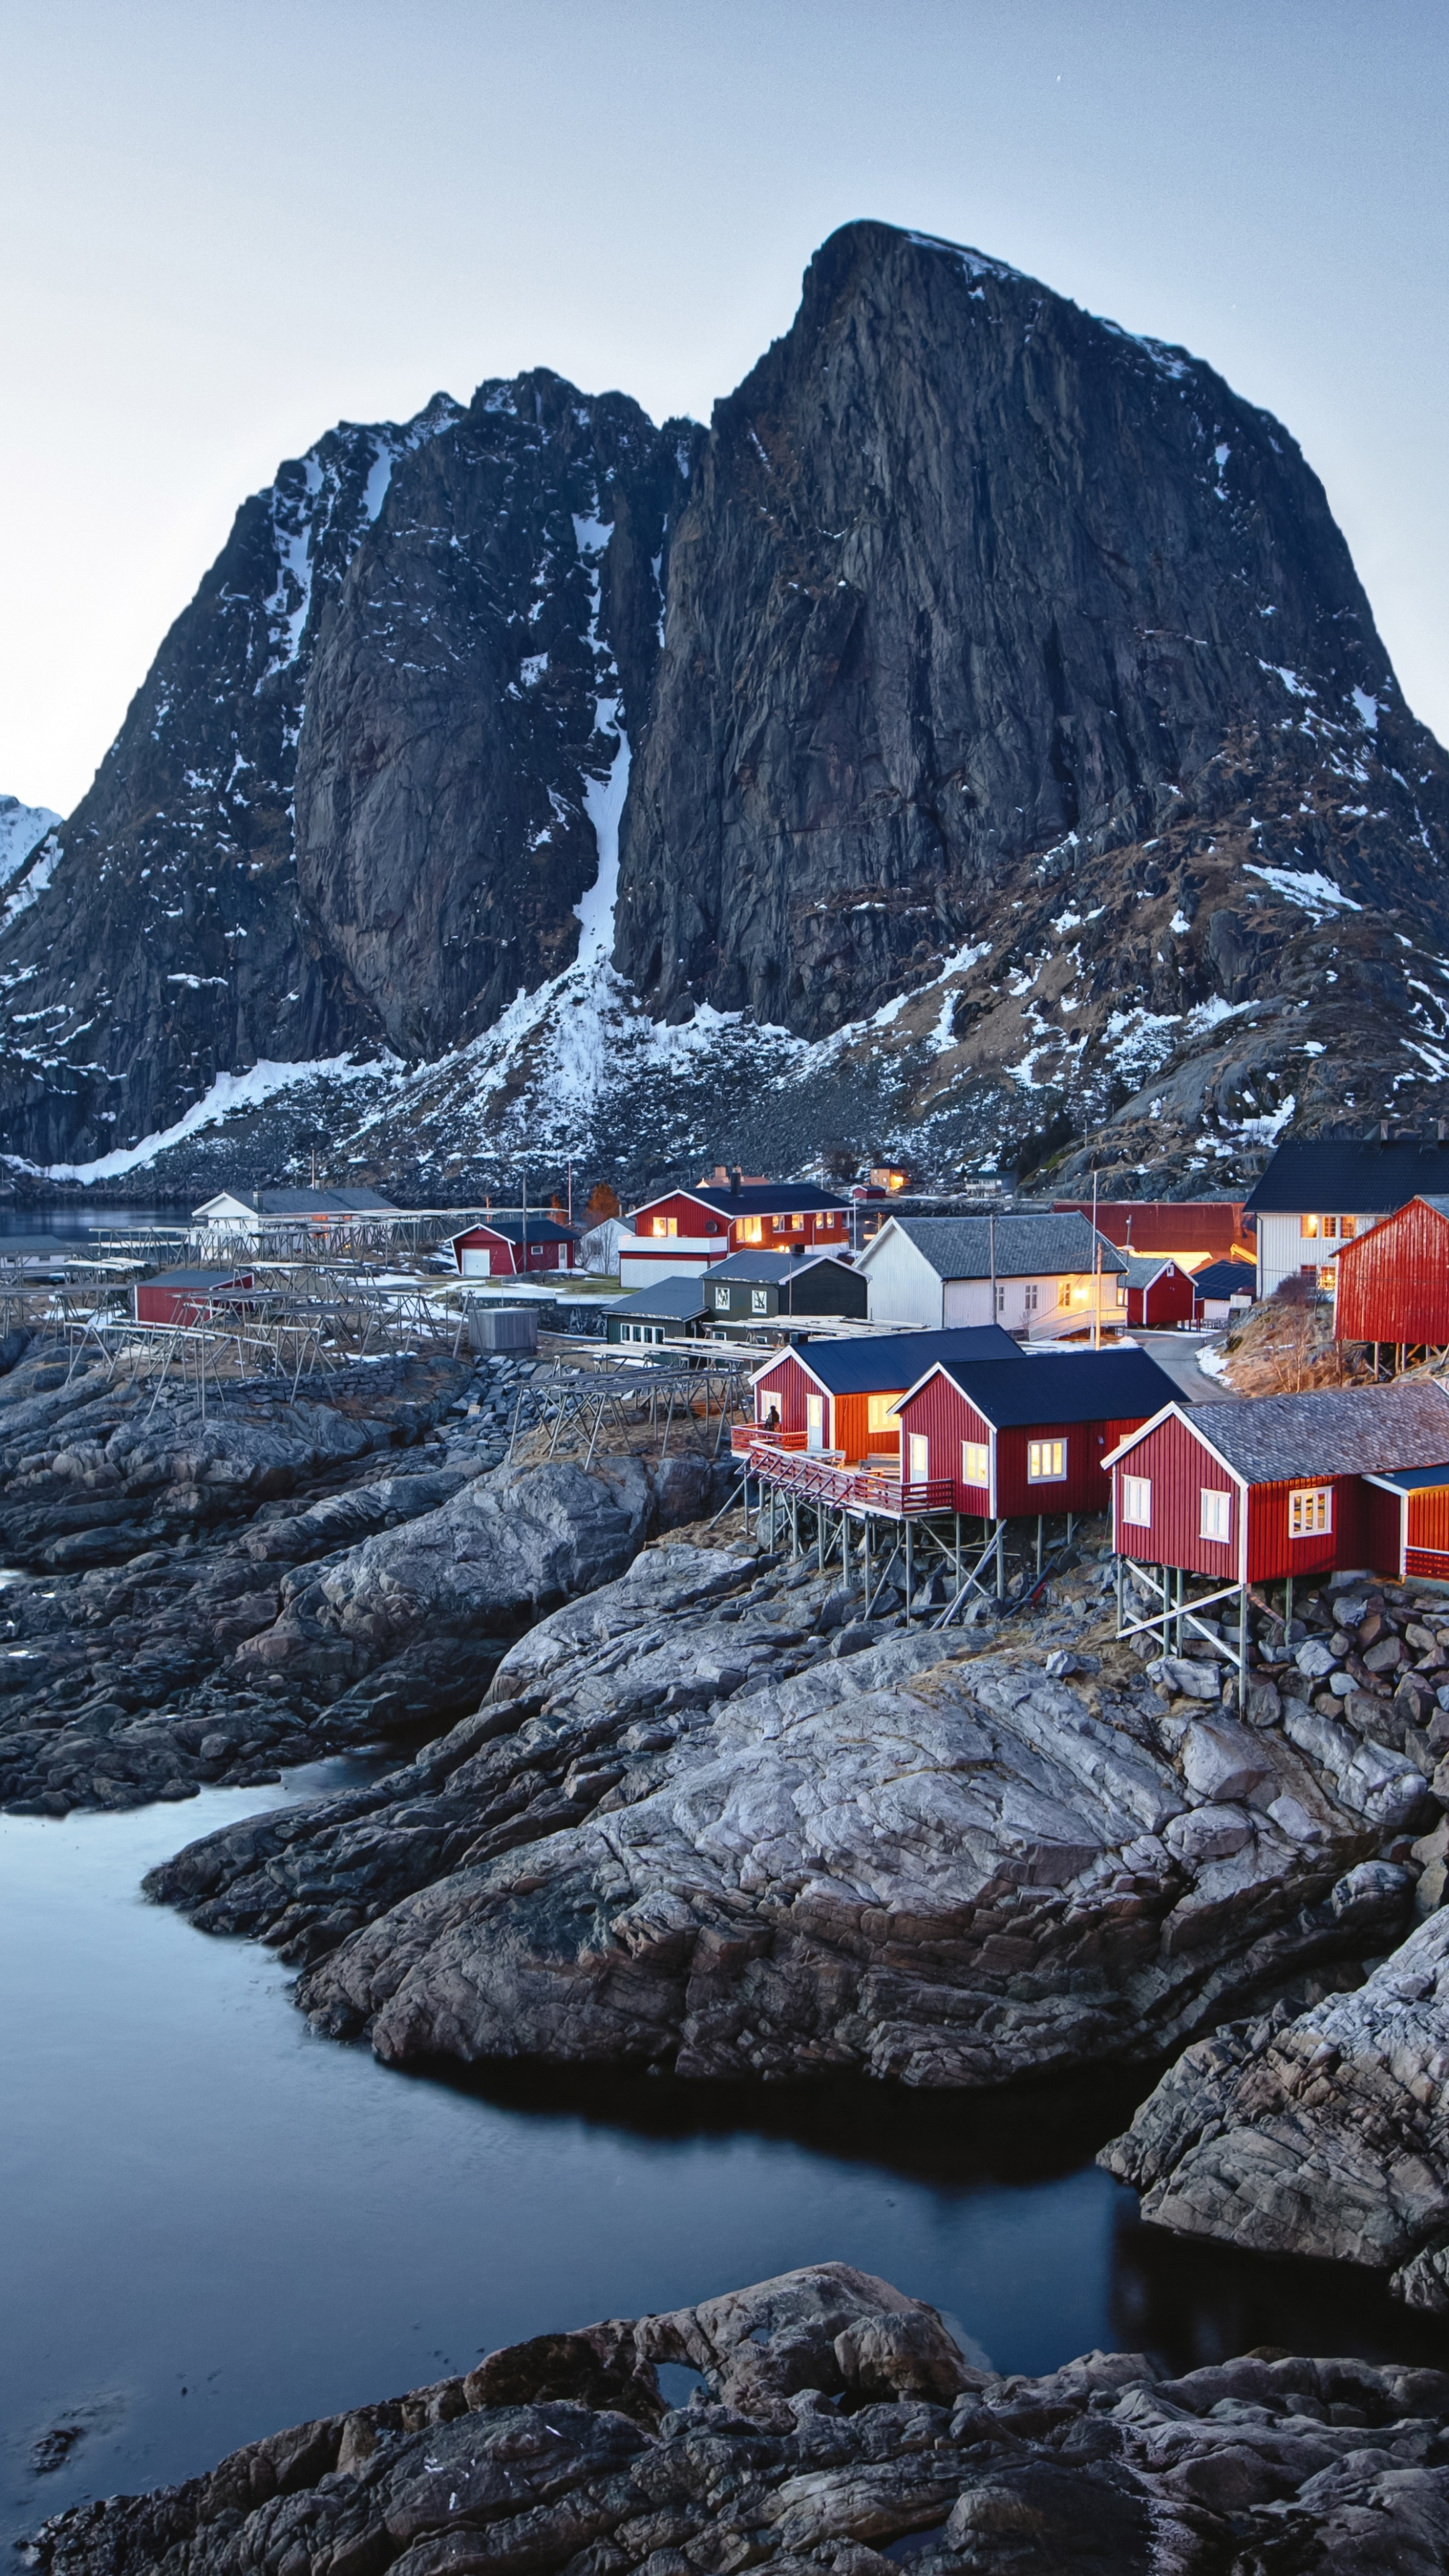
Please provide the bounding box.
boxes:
[3,0,1446,813]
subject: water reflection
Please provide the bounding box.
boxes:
[1,1770,1445,2557]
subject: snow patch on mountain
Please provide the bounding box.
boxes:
[0,796,61,893]
[9,1053,398,1184]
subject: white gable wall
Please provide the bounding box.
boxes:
[861,1229,945,1328]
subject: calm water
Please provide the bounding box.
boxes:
[3,1774,1446,2552]
[0,1203,190,1242]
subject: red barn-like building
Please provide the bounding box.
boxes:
[134,1267,253,1326]
[1332,1194,1449,1358]
[627,1182,849,1258]
[1104,1381,1449,1588]
[892,1348,1179,1517]
[750,1326,1020,1464]
[1119,1254,1197,1330]
[451,1219,579,1277]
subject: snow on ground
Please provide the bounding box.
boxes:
[1244,864,1362,918]
[7,1055,398,1185]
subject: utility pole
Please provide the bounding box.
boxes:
[1091,1169,1102,1351]
[988,1210,997,1329]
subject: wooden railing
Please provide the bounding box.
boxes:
[732,1432,954,1517]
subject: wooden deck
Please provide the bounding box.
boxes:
[731,1430,954,1519]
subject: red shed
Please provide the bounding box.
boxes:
[134,1267,253,1326]
[1332,1194,1449,1355]
[892,1348,1180,1516]
[1118,1254,1197,1330]
[451,1219,579,1277]
[749,1326,1021,1461]
[1103,1380,1449,1586]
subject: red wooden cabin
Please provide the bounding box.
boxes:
[749,1326,1020,1462]
[1332,1194,1449,1352]
[629,1181,849,1256]
[892,1348,1179,1517]
[1103,1381,1449,1585]
[1119,1254,1197,1329]
[134,1267,253,1326]
[451,1220,578,1277]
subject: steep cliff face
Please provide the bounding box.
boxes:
[616,219,1449,1051]
[4,219,1447,1189]
[293,374,680,1059]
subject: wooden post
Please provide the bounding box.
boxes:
[995,1519,1006,1601]
[905,1517,914,1616]
[1285,1572,1294,1631]
[1036,1515,1043,1575]
[1237,1582,1248,1714]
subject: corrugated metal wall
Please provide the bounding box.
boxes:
[1335,1199,1449,1345]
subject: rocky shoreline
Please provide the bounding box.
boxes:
[24,2261,1449,2575]
[0,1340,722,1813]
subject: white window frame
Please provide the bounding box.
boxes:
[1024,1283,1038,1312]
[1289,1485,1332,1538]
[1121,1474,1152,1527]
[714,1285,730,1308]
[961,1440,990,1487]
[908,1433,930,1484]
[806,1394,825,1452]
[750,1289,768,1313]
[1199,1486,1232,1542]
[1027,1439,1067,1483]
[866,1393,899,1435]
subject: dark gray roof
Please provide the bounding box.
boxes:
[1193,1259,1256,1298]
[148,1267,251,1287]
[1243,1140,1449,1216]
[460,1217,578,1244]
[608,1278,711,1322]
[922,1348,1181,1429]
[868,1214,1126,1279]
[710,1250,855,1283]
[1120,1252,1185,1288]
[239,1187,398,1216]
[629,1183,847,1220]
[1190,1381,1449,1481]
[774,1325,1024,1394]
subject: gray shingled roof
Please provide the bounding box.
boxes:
[1120,1252,1185,1289]
[870,1214,1126,1279]
[1192,1381,1449,1481]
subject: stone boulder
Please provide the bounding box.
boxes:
[26,2264,1449,2576]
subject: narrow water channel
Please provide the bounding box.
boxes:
[3,1771,1444,2553]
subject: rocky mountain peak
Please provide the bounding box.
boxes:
[3,220,1446,1196]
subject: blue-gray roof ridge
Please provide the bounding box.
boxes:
[922,1348,1181,1429]
[1243,1140,1449,1216]
[609,1278,712,1320]
[870,1213,1126,1278]
[1185,1381,1449,1480]
[769,1324,1023,1392]
[711,1249,856,1281]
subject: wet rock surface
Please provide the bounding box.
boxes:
[152,1544,1421,2077]
[25,2261,1449,2576]
[0,1347,716,1813]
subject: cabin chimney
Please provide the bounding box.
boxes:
[730,1165,743,1198]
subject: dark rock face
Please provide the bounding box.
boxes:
[5,219,1449,1185]
[25,2262,1449,2576]
[0,1345,719,1815]
[293,375,680,1059]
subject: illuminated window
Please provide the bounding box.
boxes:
[1301,1214,1320,1238]
[651,1215,678,1237]
[772,1213,788,1232]
[737,1216,763,1244]
[1318,1267,1336,1292]
[867,1393,900,1433]
[1028,1440,1067,1481]
[1199,1487,1232,1542]
[1116,1281,1128,1304]
[1059,1279,1073,1306]
[1289,1486,1332,1538]
[908,1434,929,1482]
[1121,1474,1151,1525]
[961,1440,989,1486]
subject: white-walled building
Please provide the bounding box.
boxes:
[857,1213,1127,1336]
[1242,1138,1449,1299]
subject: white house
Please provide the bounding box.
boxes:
[1242,1138,1449,1299]
[856,1213,1128,1336]
[193,1187,398,1250]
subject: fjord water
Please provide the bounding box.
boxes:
[2,1780,1443,2553]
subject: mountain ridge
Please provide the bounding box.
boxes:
[4,219,1448,1197]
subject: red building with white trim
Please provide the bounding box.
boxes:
[1102,1381,1449,1587]
[1118,1254,1197,1330]
[891,1348,1179,1517]
[749,1326,1021,1465]
[450,1219,579,1277]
